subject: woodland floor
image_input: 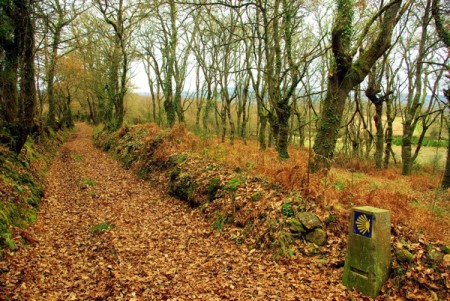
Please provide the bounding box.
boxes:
[0,124,351,300]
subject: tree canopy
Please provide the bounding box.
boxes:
[0,0,448,179]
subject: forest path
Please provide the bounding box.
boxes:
[0,123,347,300]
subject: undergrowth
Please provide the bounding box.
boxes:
[0,129,70,252]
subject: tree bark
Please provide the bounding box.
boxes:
[442,108,450,189]
[366,71,385,169]
[384,95,395,168]
[46,29,61,130]
[0,2,19,150]
[16,0,36,153]
[0,41,19,124]
[164,0,177,128]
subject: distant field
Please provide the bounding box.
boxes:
[392,144,447,168]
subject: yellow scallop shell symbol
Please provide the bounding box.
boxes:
[356,214,371,235]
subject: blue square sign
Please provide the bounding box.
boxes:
[353,211,373,238]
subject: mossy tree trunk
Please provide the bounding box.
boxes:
[384,94,395,168]
[18,0,36,152]
[0,35,19,126]
[442,109,450,189]
[311,0,403,172]
[366,66,390,169]
[0,0,36,154]
[261,0,305,159]
[46,28,61,130]
[0,1,20,150]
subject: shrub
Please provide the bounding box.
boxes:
[281,201,295,217]
[212,211,227,232]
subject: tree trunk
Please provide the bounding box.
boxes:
[401,122,413,175]
[164,98,176,128]
[157,83,162,126]
[442,111,450,189]
[46,30,61,130]
[268,112,279,150]
[312,87,350,170]
[149,80,157,123]
[384,96,394,168]
[203,96,213,133]
[174,91,185,123]
[431,0,450,188]
[194,67,203,130]
[366,71,385,169]
[220,101,227,143]
[87,96,97,124]
[62,92,74,128]
[311,0,402,172]
[401,0,431,175]
[259,114,268,150]
[16,0,36,153]
[227,106,235,145]
[374,103,384,168]
[164,0,177,128]
[1,38,19,125]
[240,90,249,144]
[276,104,291,159]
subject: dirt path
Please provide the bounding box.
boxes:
[0,124,348,300]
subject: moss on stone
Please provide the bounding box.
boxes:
[395,248,414,263]
[168,170,198,207]
[287,218,306,233]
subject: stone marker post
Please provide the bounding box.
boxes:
[342,206,391,298]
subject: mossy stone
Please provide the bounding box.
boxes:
[287,218,306,233]
[297,212,322,230]
[305,228,327,246]
[427,248,444,264]
[395,248,414,263]
[168,171,198,206]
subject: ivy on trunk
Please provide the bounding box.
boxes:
[311,0,404,172]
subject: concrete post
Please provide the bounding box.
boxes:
[342,206,391,298]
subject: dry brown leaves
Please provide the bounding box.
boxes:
[0,124,352,300]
